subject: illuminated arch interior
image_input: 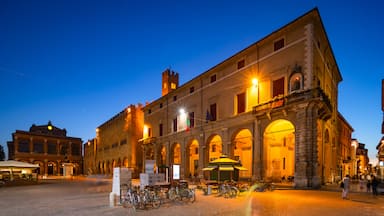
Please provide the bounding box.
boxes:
[233,129,252,178]
[189,139,199,176]
[209,135,222,161]
[160,146,166,165]
[173,143,181,164]
[264,119,295,181]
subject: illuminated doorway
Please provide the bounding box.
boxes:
[208,135,222,162]
[47,161,56,175]
[264,119,295,182]
[187,139,199,177]
[233,129,252,178]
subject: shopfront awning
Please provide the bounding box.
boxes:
[219,166,234,171]
[202,166,216,171]
[234,166,248,171]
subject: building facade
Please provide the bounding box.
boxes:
[140,8,343,188]
[7,121,83,176]
[84,104,144,178]
[355,142,369,177]
[337,112,354,180]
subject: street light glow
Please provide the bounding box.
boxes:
[179,108,186,115]
[252,78,258,87]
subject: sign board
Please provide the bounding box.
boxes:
[145,160,155,173]
[172,164,180,180]
[112,167,132,196]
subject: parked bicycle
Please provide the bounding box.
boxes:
[121,185,161,210]
[218,180,239,198]
[252,181,275,192]
[168,180,196,202]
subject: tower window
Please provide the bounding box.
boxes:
[171,82,176,89]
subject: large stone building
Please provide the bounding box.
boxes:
[84,104,144,178]
[7,121,83,176]
[140,8,344,188]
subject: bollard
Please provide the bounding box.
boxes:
[109,192,116,208]
[207,185,212,195]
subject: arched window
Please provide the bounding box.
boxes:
[289,72,303,92]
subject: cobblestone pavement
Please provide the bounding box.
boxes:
[0,177,383,216]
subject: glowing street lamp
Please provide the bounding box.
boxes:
[252,78,259,104]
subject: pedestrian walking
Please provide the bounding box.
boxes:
[341,174,350,199]
[371,176,379,196]
[366,180,371,193]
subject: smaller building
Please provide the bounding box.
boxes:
[7,121,83,176]
[84,104,144,178]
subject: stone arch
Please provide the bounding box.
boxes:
[47,161,57,175]
[206,134,223,163]
[263,119,295,182]
[158,145,167,166]
[34,161,44,175]
[186,139,199,178]
[123,157,129,168]
[231,128,253,178]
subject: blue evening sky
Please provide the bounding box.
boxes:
[0,0,383,163]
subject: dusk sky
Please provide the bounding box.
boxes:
[0,0,383,163]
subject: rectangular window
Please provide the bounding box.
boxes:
[171,82,176,89]
[148,128,152,137]
[159,123,163,136]
[237,60,245,69]
[60,143,69,155]
[71,143,81,156]
[33,142,44,154]
[47,142,57,154]
[173,118,177,132]
[190,86,194,94]
[210,103,217,121]
[159,103,163,108]
[237,92,246,114]
[210,74,216,83]
[18,140,30,153]
[173,95,177,101]
[274,38,284,51]
[121,139,127,145]
[189,112,195,128]
[273,77,285,97]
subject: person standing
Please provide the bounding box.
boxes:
[341,174,350,199]
[371,175,379,196]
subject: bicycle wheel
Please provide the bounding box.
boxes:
[189,189,196,203]
[230,188,238,198]
[168,189,177,201]
[151,191,161,209]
